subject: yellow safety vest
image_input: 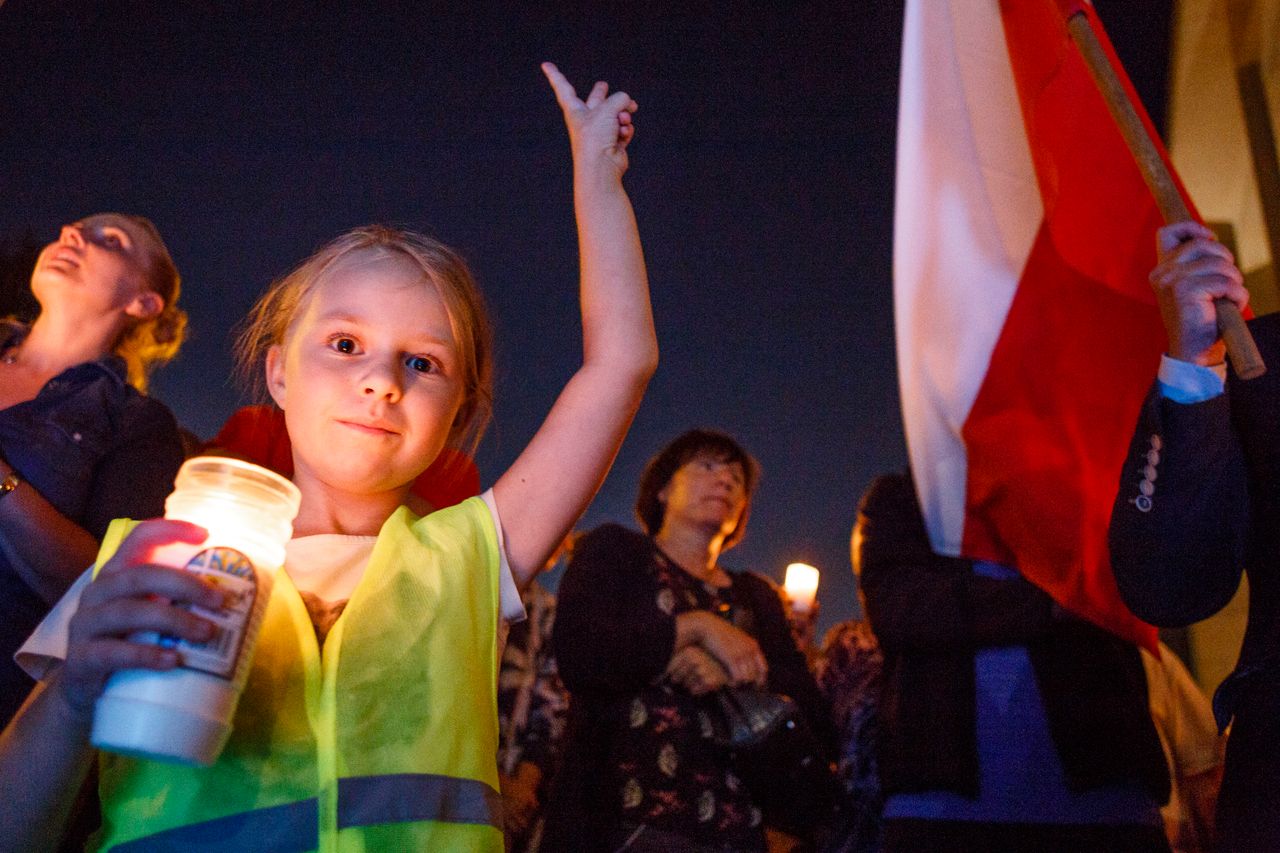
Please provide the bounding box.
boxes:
[90,499,504,852]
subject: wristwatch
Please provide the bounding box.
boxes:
[0,470,20,499]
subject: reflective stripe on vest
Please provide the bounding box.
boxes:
[337,773,502,829]
[108,773,501,851]
[109,798,318,853]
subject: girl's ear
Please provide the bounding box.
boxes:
[265,345,287,408]
[125,290,164,321]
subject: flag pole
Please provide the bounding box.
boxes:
[1065,9,1266,380]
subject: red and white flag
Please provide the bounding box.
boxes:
[894,0,1189,649]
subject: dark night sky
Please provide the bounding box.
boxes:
[0,1,1169,634]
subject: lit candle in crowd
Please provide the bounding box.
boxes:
[784,562,820,614]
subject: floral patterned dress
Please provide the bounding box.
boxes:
[606,548,764,847]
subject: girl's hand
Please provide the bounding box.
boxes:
[694,613,768,688]
[56,519,222,722]
[541,62,637,179]
[1150,221,1249,367]
[667,645,731,696]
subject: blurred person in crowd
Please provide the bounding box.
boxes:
[498,540,572,853]
[0,213,186,726]
[1140,642,1223,853]
[861,472,1169,852]
[1109,220,1280,850]
[815,616,884,853]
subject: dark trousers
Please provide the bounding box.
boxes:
[883,819,1170,853]
[1217,675,1280,853]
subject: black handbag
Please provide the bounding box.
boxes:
[707,592,838,839]
[708,686,799,749]
[721,694,837,838]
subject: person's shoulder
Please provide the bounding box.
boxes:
[403,498,499,565]
[132,391,178,419]
[565,524,654,577]
[122,391,181,436]
[732,570,789,621]
[856,471,925,529]
[86,377,183,452]
[860,471,914,509]
[413,494,490,530]
[735,569,779,597]
[574,523,649,553]
[558,525,655,600]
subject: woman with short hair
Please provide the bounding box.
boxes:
[549,428,834,852]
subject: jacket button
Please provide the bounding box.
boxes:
[1150,435,1162,451]
[1144,464,1157,481]
[1146,449,1160,466]
[1134,495,1153,512]
[1139,480,1154,496]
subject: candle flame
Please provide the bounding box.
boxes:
[784,562,820,614]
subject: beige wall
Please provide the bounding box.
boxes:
[1170,1,1277,688]
[1170,0,1280,313]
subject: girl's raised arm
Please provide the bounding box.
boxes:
[492,63,658,587]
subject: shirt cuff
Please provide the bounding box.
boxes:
[15,568,92,681]
[1158,355,1226,404]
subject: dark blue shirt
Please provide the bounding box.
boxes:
[0,323,184,724]
[882,563,1161,827]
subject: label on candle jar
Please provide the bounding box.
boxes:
[142,547,258,681]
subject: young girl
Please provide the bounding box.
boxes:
[0,63,656,853]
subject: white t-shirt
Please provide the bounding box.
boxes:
[17,490,525,681]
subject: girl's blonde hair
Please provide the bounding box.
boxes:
[114,215,187,392]
[235,225,495,458]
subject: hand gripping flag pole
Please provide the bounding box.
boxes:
[1063,0,1265,379]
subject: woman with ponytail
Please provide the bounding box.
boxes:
[0,213,186,725]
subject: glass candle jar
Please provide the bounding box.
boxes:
[91,456,301,766]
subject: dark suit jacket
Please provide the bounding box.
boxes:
[1109,312,1280,850]
[860,473,1167,803]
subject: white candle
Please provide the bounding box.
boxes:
[784,562,820,614]
[92,456,300,766]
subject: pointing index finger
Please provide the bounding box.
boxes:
[540,62,579,109]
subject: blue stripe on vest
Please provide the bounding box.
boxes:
[337,773,502,830]
[109,798,318,852]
